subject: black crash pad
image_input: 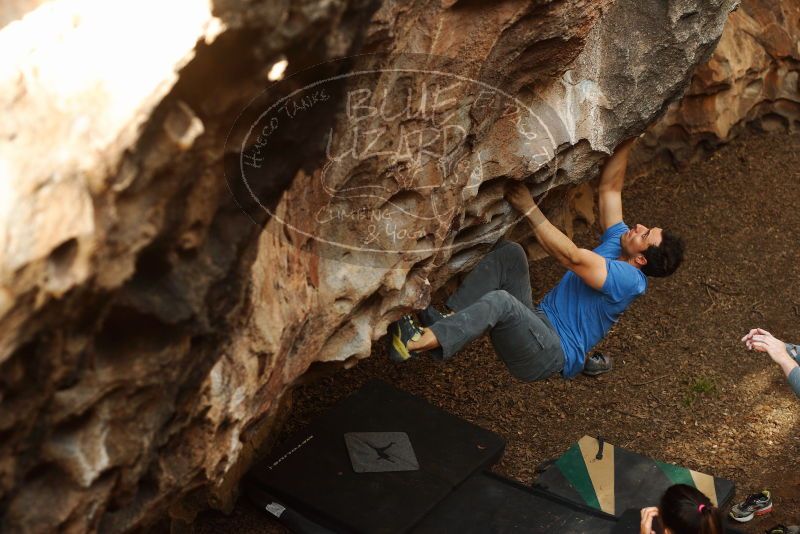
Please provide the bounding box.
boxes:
[246,380,506,533]
[412,471,617,533]
[535,436,735,517]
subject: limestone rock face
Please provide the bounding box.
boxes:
[636,0,800,169]
[0,0,740,532]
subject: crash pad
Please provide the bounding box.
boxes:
[246,380,506,534]
[534,435,735,517]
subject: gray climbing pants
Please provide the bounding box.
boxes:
[427,240,565,382]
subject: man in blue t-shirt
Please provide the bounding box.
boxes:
[388,138,686,381]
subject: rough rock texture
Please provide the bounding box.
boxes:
[0,0,51,30]
[0,0,744,532]
[635,0,800,170]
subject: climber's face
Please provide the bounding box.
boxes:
[621,223,663,259]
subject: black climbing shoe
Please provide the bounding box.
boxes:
[583,352,613,376]
[387,314,423,362]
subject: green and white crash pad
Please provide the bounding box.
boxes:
[534,435,735,517]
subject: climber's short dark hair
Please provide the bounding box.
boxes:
[642,230,685,278]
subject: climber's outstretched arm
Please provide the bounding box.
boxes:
[598,137,636,231]
[506,183,607,290]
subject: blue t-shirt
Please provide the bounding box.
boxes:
[540,222,647,378]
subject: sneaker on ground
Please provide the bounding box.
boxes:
[387,315,423,362]
[730,490,773,523]
[765,526,799,534]
[583,352,613,376]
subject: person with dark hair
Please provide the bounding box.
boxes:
[641,230,686,278]
[639,484,743,534]
[386,138,686,381]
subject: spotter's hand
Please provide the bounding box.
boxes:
[741,327,771,346]
[639,507,659,534]
[505,182,536,214]
[743,328,790,362]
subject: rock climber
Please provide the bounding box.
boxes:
[386,138,686,381]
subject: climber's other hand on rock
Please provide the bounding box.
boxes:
[505,182,536,214]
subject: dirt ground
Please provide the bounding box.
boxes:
[195,130,800,533]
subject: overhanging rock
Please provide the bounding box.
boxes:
[0,1,745,532]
